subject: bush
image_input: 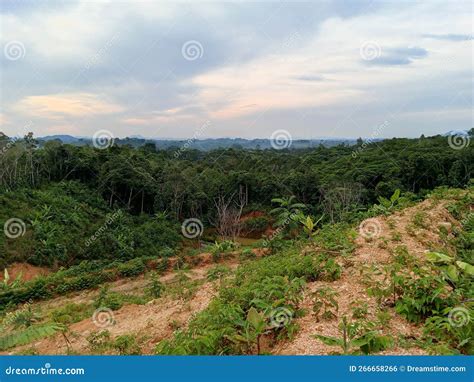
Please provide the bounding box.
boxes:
[113,335,141,355]
[147,272,164,298]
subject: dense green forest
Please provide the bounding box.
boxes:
[0,131,472,269]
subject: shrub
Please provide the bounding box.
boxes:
[113,335,141,355]
[147,272,164,298]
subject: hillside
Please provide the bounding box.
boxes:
[1,187,472,355]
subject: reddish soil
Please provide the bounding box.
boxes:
[0,262,49,282]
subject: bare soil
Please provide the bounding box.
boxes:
[274,199,457,355]
[0,263,49,282]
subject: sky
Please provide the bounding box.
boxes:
[0,0,472,139]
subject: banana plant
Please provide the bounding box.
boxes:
[270,196,306,228]
[299,214,324,239]
[1,269,23,290]
[232,307,267,354]
[375,189,401,214]
[313,316,392,354]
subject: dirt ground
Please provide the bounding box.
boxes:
[274,199,456,355]
[2,198,462,355]
[4,261,240,355]
[0,263,50,282]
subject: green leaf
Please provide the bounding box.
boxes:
[247,308,265,332]
[446,264,459,281]
[425,252,452,264]
[313,334,343,347]
[390,189,400,203]
[0,324,60,350]
[456,261,474,276]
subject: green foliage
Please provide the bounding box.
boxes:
[2,303,40,329]
[425,252,474,283]
[311,223,356,256]
[87,330,112,354]
[242,216,270,235]
[394,266,457,323]
[1,269,23,291]
[230,307,267,354]
[156,232,349,355]
[270,196,306,233]
[369,189,416,217]
[299,214,325,239]
[0,181,180,268]
[423,305,474,355]
[239,248,256,261]
[0,256,165,308]
[113,335,141,355]
[313,316,393,355]
[206,265,232,281]
[312,287,339,321]
[412,211,428,229]
[165,272,200,301]
[209,240,239,262]
[93,286,146,311]
[50,303,93,325]
[351,300,369,319]
[147,271,164,298]
[0,323,61,351]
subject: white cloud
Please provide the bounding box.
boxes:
[14,93,124,119]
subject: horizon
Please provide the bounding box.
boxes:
[3,129,470,142]
[1,1,472,139]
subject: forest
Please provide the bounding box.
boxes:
[0,130,472,356]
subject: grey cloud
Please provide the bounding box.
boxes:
[294,75,326,82]
[422,33,473,41]
[367,46,428,66]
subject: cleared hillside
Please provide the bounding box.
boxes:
[1,187,472,355]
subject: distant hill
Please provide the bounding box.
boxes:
[39,135,82,144]
[37,136,373,150]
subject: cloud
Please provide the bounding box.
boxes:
[15,93,124,119]
[423,33,473,41]
[0,113,8,126]
[294,75,326,82]
[0,0,471,138]
[366,47,428,66]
